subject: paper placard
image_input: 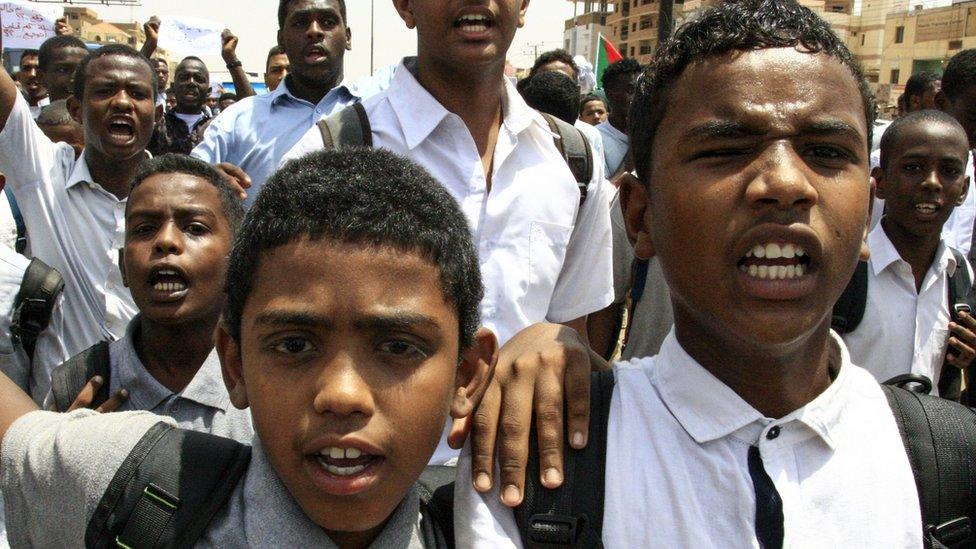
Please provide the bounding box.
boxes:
[1,1,62,50]
[157,16,223,57]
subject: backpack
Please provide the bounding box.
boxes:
[515,371,976,549]
[84,422,458,548]
[48,341,111,412]
[832,250,976,404]
[315,103,595,206]
[10,257,64,363]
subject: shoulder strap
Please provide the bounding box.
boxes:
[85,423,252,549]
[881,384,976,548]
[315,102,372,151]
[49,341,111,412]
[540,113,594,207]
[4,191,26,254]
[11,257,65,361]
[831,260,869,334]
[416,465,456,549]
[515,369,614,548]
[940,249,976,404]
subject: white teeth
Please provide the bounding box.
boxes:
[781,244,795,259]
[329,447,344,459]
[796,265,804,276]
[758,265,769,279]
[345,447,361,459]
[776,265,788,279]
[742,260,808,280]
[153,282,186,292]
[766,243,783,259]
[317,457,367,477]
[749,265,758,277]
[786,265,796,278]
[744,243,807,261]
[321,446,364,460]
[753,245,766,259]
[916,203,939,213]
[796,248,805,257]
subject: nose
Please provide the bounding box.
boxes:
[312,352,375,419]
[745,143,819,212]
[306,19,326,41]
[921,167,943,192]
[110,89,134,111]
[152,222,184,255]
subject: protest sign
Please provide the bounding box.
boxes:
[0,1,61,49]
[158,16,223,57]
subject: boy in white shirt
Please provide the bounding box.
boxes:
[841,110,976,395]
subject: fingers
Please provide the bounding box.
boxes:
[469,381,500,494]
[949,312,976,368]
[533,363,565,490]
[496,360,537,508]
[66,376,103,412]
[565,348,592,450]
[95,389,128,413]
[215,162,251,199]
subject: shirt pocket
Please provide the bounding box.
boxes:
[525,220,573,314]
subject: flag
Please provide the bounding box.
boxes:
[595,34,624,90]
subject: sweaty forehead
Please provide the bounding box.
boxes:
[664,48,866,139]
[88,55,153,83]
[286,0,342,18]
[130,174,221,213]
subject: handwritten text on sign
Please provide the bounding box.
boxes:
[0,1,62,49]
[157,16,223,57]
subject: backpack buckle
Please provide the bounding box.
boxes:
[528,513,583,546]
[929,517,971,546]
[955,303,972,316]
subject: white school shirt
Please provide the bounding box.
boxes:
[454,331,922,548]
[286,59,614,346]
[0,93,137,402]
[842,223,971,392]
[595,120,628,177]
[939,151,976,255]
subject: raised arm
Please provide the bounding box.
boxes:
[222,30,255,100]
[139,16,160,59]
[0,44,20,134]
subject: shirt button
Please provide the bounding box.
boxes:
[766,426,781,440]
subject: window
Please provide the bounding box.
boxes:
[950,40,963,50]
[861,33,865,46]
[895,26,904,44]
[890,68,900,85]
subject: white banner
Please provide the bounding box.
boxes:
[157,16,223,57]
[0,1,62,50]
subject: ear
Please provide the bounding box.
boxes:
[118,249,129,288]
[154,103,163,123]
[871,166,886,200]
[518,0,531,28]
[908,94,921,112]
[392,0,416,29]
[619,172,654,260]
[450,327,497,419]
[345,27,352,51]
[67,96,82,125]
[860,176,876,262]
[216,322,250,409]
[959,175,971,207]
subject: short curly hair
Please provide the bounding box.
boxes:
[223,148,483,351]
[531,49,579,80]
[630,0,875,182]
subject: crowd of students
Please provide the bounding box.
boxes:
[0,0,973,547]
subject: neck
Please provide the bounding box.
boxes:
[174,104,203,115]
[415,56,507,160]
[287,70,342,104]
[135,315,218,394]
[608,112,627,133]
[675,316,835,418]
[880,218,941,290]
[84,147,148,199]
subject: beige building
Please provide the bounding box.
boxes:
[63,7,172,72]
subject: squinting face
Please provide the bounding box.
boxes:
[226,240,463,545]
[395,0,530,71]
[79,55,157,160]
[122,174,233,326]
[265,53,291,91]
[42,46,88,101]
[634,48,871,350]
[580,98,608,125]
[877,120,970,239]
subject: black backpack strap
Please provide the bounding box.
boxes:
[540,113,593,207]
[416,465,457,549]
[940,250,975,403]
[881,384,976,548]
[49,341,111,412]
[515,370,614,548]
[11,257,64,361]
[85,422,251,549]
[315,102,372,151]
[831,260,869,334]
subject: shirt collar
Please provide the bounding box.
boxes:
[387,57,547,150]
[655,330,854,449]
[66,149,153,192]
[243,437,421,547]
[869,222,958,277]
[271,75,358,110]
[114,315,231,412]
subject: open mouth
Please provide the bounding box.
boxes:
[914,202,941,217]
[454,14,492,34]
[107,119,135,144]
[737,242,812,281]
[149,267,189,297]
[304,45,327,63]
[307,445,384,496]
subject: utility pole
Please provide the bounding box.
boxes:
[525,42,545,62]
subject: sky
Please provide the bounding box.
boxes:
[75,0,578,81]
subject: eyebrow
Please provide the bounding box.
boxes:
[682,120,765,141]
[799,120,865,143]
[252,310,441,332]
[127,206,218,220]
